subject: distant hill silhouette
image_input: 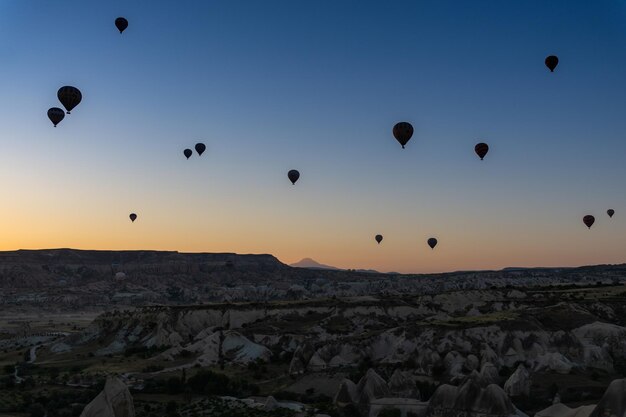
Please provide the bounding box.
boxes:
[290,258,340,270]
[290,258,381,273]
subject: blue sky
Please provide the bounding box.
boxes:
[1,1,626,272]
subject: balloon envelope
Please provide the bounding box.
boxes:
[115,17,128,33]
[392,122,413,149]
[129,213,137,222]
[583,215,595,229]
[375,234,383,244]
[195,143,206,156]
[183,149,192,159]
[57,86,82,114]
[607,209,615,218]
[545,55,559,72]
[288,169,300,185]
[475,143,489,160]
[47,107,65,127]
[427,238,438,249]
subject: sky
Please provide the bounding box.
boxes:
[1,0,626,273]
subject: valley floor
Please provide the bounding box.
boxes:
[1,283,626,417]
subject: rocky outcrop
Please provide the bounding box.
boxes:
[221,331,271,363]
[573,322,626,372]
[333,368,391,410]
[357,369,390,405]
[478,362,500,385]
[80,376,134,417]
[534,352,574,374]
[504,364,530,397]
[426,377,523,417]
[589,379,626,417]
[481,344,503,368]
[535,403,595,417]
[388,369,420,399]
[289,343,316,375]
[309,351,327,370]
[161,330,270,365]
[464,354,480,372]
[262,396,304,412]
[535,379,626,417]
[334,379,359,406]
[264,396,279,411]
[443,351,465,377]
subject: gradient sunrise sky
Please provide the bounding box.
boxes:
[1,0,626,273]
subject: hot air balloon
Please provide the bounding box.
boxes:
[545,55,559,72]
[288,169,300,185]
[475,143,489,160]
[607,209,615,218]
[183,149,192,159]
[57,86,82,114]
[47,107,65,127]
[392,122,414,149]
[195,143,206,156]
[427,238,438,249]
[129,213,137,222]
[583,215,595,229]
[115,17,128,33]
[375,234,383,244]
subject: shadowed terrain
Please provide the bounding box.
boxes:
[1,250,626,417]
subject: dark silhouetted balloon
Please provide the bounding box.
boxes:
[47,107,65,127]
[183,149,192,159]
[129,213,137,222]
[475,143,489,160]
[393,122,414,149]
[427,238,438,249]
[195,143,206,156]
[115,17,128,33]
[375,234,383,244]
[288,169,300,185]
[607,209,615,218]
[545,55,559,72]
[57,86,82,114]
[583,215,595,229]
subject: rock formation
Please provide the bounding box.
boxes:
[478,362,500,385]
[535,379,626,417]
[356,369,390,405]
[80,376,134,417]
[426,376,523,417]
[334,378,359,406]
[588,379,626,417]
[388,369,420,399]
[535,403,595,417]
[504,364,531,397]
[333,368,392,412]
[289,343,316,375]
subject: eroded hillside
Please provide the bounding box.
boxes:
[2,249,626,312]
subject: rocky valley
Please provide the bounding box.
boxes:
[1,250,626,417]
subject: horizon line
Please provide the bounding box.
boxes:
[2,247,625,276]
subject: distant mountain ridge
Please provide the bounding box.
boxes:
[0,248,283,265]
[290,258,340,270]
[290,258,381,273]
